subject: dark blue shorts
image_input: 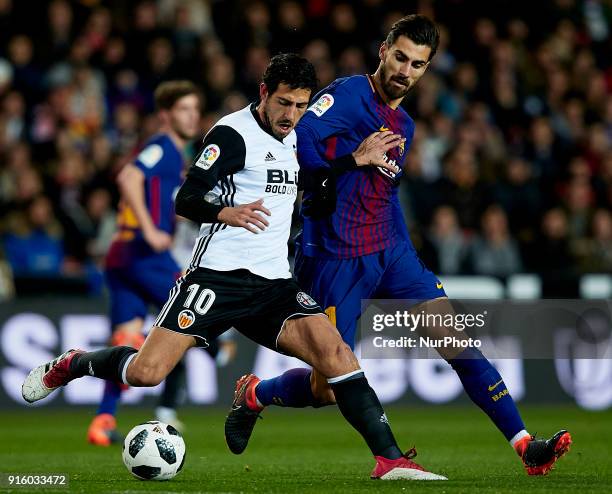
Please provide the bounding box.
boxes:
[105,251,180,327]
[294,242,445,349]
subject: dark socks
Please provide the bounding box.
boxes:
[330,372,402,459]
[70,346,137,383]
[255,368,317,407]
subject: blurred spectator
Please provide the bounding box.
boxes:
[101,36,129,81]
[0,90,26,148]
[84,187,116,261]
[493,157,541,241]
[400,129,438,226]
[1,195,64,277]
[0,57,13,97]
[46,151,93,262]
[439,62,479,121]
[107,69,148,115]
[66,64,106,141]
[230,1,272,64]
[82,7,113,57]
[239,46,270,99]
[470,205,523,277]
[108,103,140,155]
[429,206,470,275]
[145,37,176,87]
[420,112,453,182]
[573,209,612,273]
[0,141,35,208]
[7,34,42,102]
[527,208,576,277]
[524,117,564,181]
[337,47,366,77]
[436,145,491,231]
[326,3,360,56]
[205,54,235,111]
[39,0,75,63]
[127,1,170,75]
[271,0,308,54]
[563,178,595,239]
[0,0,12,50]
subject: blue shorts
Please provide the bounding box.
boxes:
[294,241,445,349]
[105,252,180,327]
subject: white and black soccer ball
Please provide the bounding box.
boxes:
[122,421,186,481]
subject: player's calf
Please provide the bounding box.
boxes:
[125,356,167,387]
[125,326,196,386]
[278,315,359,378]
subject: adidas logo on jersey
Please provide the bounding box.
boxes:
[264,152,276,162]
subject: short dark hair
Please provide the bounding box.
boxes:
[262,53,317,97]
[154,80,201,111]
[386,14,440,61]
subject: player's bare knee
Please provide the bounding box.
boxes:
[315,340,358,376]
[335,341,358,367]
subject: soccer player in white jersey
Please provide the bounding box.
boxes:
[22,54,445,481]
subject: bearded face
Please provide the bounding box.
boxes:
[377,36,432,103]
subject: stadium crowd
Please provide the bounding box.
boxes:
[0,0,610,297]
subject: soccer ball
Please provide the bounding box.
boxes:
[122,421,186,481]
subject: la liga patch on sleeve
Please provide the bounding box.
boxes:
[308,94,334,117]
[196,144,221,170]
[137,144,164,168]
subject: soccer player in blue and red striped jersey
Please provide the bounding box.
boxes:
[232,15,572,476]
[88,81,201,445]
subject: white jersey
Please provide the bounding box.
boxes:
[187,104,299,279]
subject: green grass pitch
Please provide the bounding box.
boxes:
[0,405,609,493]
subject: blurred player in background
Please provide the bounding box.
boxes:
[227,15,572,476]
[89,80,235,445]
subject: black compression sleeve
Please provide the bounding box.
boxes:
[328,153,358,176]
[175,175,225,224]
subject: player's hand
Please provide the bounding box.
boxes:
[351,131,405,174]
[217,199,271,234]
[144,228,173,252]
